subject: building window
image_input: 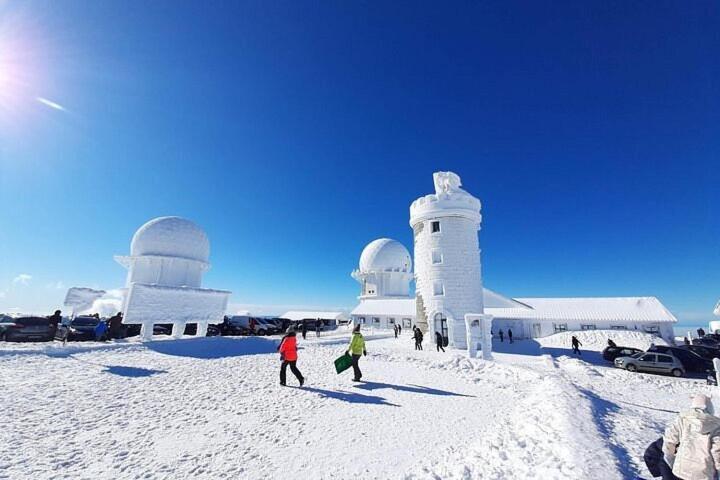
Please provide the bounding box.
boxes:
[388,317,395,325]
[358,317,366,324]
[372,317,380,324]
[433,280,444,296]
[610,325,627,330]
[553,323,568,333]
[402,318,412,328]
[580,324,596,330]
[431,250,443,264]
[431,221,441,233]
[644,325,659,334]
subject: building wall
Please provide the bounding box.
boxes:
[413,215,483,348]
[492,317,675,343]
[351,314,414,330]
[127,256,204,288]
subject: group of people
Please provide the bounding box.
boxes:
[277,323,367,386]
[497,328,514,343]
[299,319,324,340]
[47,309,125,342]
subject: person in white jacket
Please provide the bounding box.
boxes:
[663,394,720,480]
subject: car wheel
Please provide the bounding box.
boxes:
[258,329,267,336]
[626,364,637,372]
[671,368,683,377]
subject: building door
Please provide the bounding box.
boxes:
[434,313,449,347]
[532,323,541,338]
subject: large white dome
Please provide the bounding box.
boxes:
[130,216,210,263]
[359,238,412,273]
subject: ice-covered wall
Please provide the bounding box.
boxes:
[410,172,484,349]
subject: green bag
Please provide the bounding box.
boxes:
[334,352,352,374]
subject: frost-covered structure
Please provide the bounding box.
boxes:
[115,216,230,340]
[710,301,720,333]
[410,172,484,349]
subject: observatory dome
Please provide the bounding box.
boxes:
[130,216,210,263]
[359,238,412,273]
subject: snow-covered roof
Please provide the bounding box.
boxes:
[129,216,210,263]
[359,238,412,273]
[483,288,531,309]
[487,297,677,323]
[351,298,415,317]
[281,311,349,321]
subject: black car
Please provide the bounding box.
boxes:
[219,317,251,336]
[680,344,720,361]
[649,345,714,373]
[602,346,643,362]
[692,337,720,348]
[56,316,103,341]
[2,316,54,342]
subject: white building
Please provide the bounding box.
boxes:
[410,172,484,348]
[281,311,350,325]
[349,171,678,347]
[115,216,231,340]
[710,300,720,333]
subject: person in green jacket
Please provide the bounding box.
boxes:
[347,324,367,382]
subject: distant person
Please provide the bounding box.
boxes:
[108,312,123,339]
[499,329,504,343]
[398,324,402,335]
[698,327,707,338]
[643,438,677,480]
[663,394,720,480]
[607,338,617,348]
[414,327,424,351]
[48,310,62,337]
[393,324,398,338]
[278,327,304,387]
[347,324,366,382]
[508,328,513,344]
[249,317,256,334]
[301,322,308,340]
[94,319,108,342]
[315,319,322,337]
[571,336,582,355]
[684,337,691,346]
[435,331,445,352]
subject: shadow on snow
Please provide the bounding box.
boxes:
[146,336,279,359]
[102,365,167,377]
[353,381,474,397]
[301,386,399,407]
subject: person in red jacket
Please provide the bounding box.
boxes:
[278,328,304,387]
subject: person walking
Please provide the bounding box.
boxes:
[414,327,424,351]
[315,319,322,337]
[48,310,62,338]
[278,328,304,387]
[301,322,307,340]
[108,312,124,339]
[663,394,720,480]
[435,331,445,352]
[398,324,402,335]
[499,329,504,343]
[393,324,398,338]
[571,335,582,355]
[347,324,366,382]
[508,328,513,344]
[94,319,108,342]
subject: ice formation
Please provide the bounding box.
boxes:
[115,216,230,340]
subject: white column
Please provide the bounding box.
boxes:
[173,322,185,339]
[481,314,493,361]
[140,323,153,342]
[196,321,208,338]
[465,314,493,360]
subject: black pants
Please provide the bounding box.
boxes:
[280,360,303,385]
[437,343,445,352]
[351,354,362,380]
[573,345,581,355]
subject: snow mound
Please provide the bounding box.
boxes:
[538,330,669,352]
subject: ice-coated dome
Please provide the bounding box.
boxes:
[130,216,210,263]
[359,238,412,273]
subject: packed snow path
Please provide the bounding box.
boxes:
[0,331,711,479]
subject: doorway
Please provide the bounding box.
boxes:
[434,313,449,347]
[532,323,541,338]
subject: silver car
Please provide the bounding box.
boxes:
[614,352,685,377]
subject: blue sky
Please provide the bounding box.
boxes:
[0,1,718,323]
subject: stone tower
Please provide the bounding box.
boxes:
[409,172,483,348]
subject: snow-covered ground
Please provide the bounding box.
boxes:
[0,329,711,479]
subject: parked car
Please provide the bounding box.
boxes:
[181,323,221,336]
[679,344,720,361]
[602,346,643,362]
[692,337,720,348]
[614,352,685,377]
[220,316,251,336]
[254,318,281,335]
[648,345,714,373]
[55,316,104,341]
[2,316,54,342]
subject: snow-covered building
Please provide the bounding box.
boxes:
[349,171,678,347]
[115,216,231,340]
[487,297,676,343]
[281,310,349,325]
[710,300,720,333]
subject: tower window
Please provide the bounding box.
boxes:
[431,250,443,264]
[431,221,441,233]
[433,280,444,296]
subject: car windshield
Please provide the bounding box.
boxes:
[72,317,99,326]
[630,352,644,358]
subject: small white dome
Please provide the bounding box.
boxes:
[130,216,210,263]
[359,238,412,273]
